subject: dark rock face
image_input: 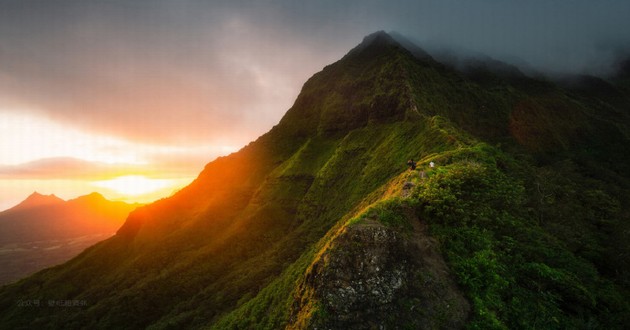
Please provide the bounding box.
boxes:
[290,219,470,329]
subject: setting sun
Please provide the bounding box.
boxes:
[93,175,176,196]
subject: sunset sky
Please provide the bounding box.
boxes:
[1,0,629,209]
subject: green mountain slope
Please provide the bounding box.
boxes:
[1,31,628,329]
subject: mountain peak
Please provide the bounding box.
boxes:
[361,30,396,45]
[7,192,64,212]
[341,31,435,66]
[69,192,109,205]
[85,192,105,200]
[23,191,63,205]
[343,30,402,59]
[28,191,44,198]
[277,31,420,136]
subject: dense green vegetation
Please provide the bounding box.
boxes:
[412,144,629,329]
[0,31,628,329]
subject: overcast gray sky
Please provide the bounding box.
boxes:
[2,0,629,146]
[0,0,629,208]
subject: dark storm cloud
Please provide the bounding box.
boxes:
[1,0,629,145]
[0,0,334,145]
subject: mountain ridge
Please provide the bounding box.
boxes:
[0,192,139,285]
[6,192,65,212]
[0,31,629,329]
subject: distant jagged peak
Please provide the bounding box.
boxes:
[8,192,64,211]
[4,191,124,214]
[25,191,63,203]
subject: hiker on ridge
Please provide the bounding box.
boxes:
[407,159,417,170]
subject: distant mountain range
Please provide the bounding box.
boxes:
[0,31,629,329]
[0,192,139,285]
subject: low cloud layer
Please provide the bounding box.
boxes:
[0,157,132,180]
[1,0,629,148]
[0,156,208,180]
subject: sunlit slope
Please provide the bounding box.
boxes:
[1,31,629,329]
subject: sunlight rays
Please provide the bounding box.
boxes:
[92,175,176,196]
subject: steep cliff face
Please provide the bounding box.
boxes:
[1,32,629,329]
[290,216,469,329]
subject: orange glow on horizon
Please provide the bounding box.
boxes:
[92,175,180,198]
[0,111,240,210]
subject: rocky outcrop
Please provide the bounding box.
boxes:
[289,216,469,329]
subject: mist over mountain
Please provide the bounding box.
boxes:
[0,31,629,329]
[0,192,138,285]
[2,1,629,150]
